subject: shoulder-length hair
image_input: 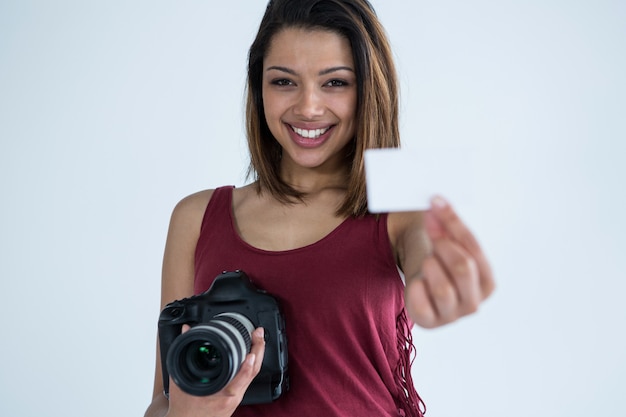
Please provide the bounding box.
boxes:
[245,0,400,217]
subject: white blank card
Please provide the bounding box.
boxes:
[364,147,474,212]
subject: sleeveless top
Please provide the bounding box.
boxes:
[194,186,425,417]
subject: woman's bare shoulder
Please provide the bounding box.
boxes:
[174,189,215,213]
[167,189,216,235]
[171,184,254,230]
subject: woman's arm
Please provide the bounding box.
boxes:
[144,191,210,417]
[144,191,266,417]
[389,196,495,328]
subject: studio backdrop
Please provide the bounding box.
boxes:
[1,1,624,416]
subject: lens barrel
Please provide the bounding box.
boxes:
[166,313,255,396]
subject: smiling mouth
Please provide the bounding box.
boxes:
[289,125,331,139]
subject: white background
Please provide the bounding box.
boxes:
[1,1,625,416]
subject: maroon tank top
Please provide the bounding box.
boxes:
[194,186,425,417]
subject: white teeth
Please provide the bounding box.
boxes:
[291,126,330,139]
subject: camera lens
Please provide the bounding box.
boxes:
[166,313,255,396]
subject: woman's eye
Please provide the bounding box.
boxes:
[325,79,349,87]
[272,79,293,86]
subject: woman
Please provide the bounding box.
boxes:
[145,1,494,416]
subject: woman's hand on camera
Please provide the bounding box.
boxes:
[397,196,495,329]
[165,327,266,417]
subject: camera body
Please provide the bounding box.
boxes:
[158,270,288,404]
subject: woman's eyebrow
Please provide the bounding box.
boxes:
[266,65,297,75]
[265,65,355,76]
[318,66,354,75]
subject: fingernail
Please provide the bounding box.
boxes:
[255,327,265,339]
[431,195,448,209]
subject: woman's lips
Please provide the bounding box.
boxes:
[290,125,331,139]
[287,124,334,148]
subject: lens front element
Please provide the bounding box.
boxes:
[166,313,255,396]
[186,341,223,383]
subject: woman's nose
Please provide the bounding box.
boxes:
[293,87,324,119]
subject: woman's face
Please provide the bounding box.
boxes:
[262,27,357,175]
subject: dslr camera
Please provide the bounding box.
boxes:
[158,270,288,404]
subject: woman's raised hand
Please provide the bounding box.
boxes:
[405,197,495,329]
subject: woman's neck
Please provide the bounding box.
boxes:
[278,151,351,194]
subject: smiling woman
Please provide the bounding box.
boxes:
[143,1,494,417]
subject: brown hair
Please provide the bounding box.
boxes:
[246,0,399,217]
